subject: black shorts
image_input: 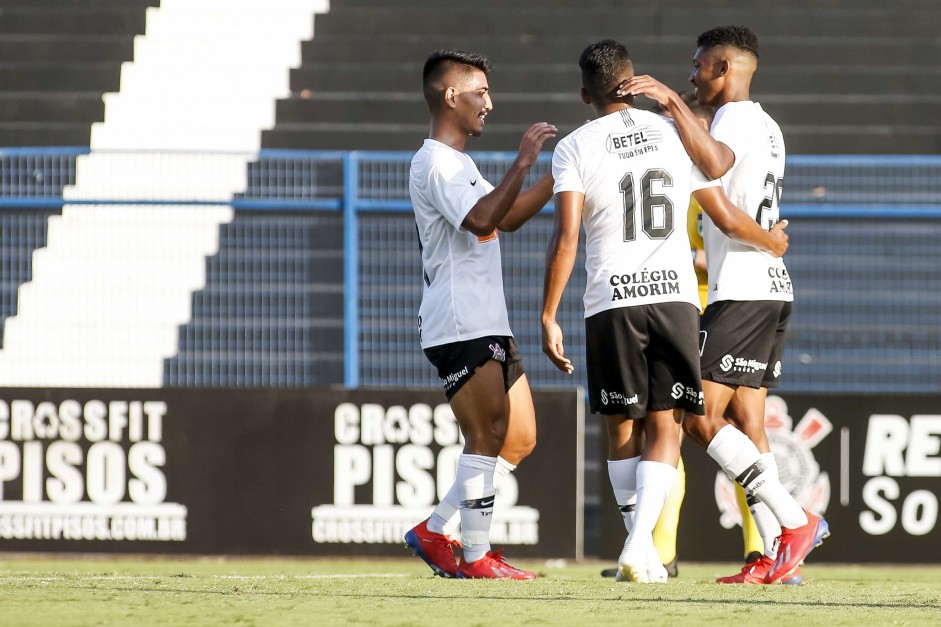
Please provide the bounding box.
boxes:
[585,303,704,419]
[423,336,524,400]
[700,300,791,389]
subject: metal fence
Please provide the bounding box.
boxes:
[0,149,940,392]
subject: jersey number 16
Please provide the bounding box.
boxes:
[619,169,675,242]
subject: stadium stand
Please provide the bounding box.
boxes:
[0,1,938,563]
[0,0,156,354]
[0,0,158,147]
[266,0,941,154]
[1,0,940,393]
[0,0,329,387]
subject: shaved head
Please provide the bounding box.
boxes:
[697,25,760,67]
[422,49,492,112]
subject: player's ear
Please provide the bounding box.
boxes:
[444,86,458,109]
[717,57,731,78]
[580,87,591,105]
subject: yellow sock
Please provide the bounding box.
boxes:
[736,483,764,560]
[653,456,685,564]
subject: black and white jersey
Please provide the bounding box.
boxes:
[409,139,512,349]
[552,108,718,318]
[703,101,793,303]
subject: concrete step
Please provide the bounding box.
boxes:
[290,62,941,96]
[337,0,941,8]
[261,122,941,154]
[0,0,156,6]
[0,35,134,62]
[316,6,941,38]
[0,8,149,36]
[273,93,941,130]
[0,122,91,146]
[0,63,122,91]
[0,93,103,122]
[301,34,941,67]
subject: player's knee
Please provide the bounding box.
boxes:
[725,412,748,433]
[682,414,717,448]
[487,418,509,448]
[510,431,536,460]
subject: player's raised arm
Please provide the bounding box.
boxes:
[462,122,557,236]
[498,171,554,232]
[618,75,734,180]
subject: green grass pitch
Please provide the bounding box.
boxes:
[1,556,939,626]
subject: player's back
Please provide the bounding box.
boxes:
[552,108,707,317]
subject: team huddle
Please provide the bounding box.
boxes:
[404,26,830,583]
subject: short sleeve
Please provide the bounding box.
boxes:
[709,106,750,167]
[691,165,721,192]
[552,139,584,195]
[427,152,485,231]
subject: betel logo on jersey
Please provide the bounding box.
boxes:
[714,396,831,529]
[605,124,664,160]
[311,402,539,545]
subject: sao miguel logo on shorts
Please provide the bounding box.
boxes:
[311,402,539,545]
[600,389,637,407]
[714,396,831,529]
[719,354,768,375]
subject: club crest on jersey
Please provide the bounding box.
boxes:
[489,343,506,363]
[714,396,832,529]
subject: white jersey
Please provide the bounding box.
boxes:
[409,138,512,348]
[552,108,718,318]
[703,101,793,303]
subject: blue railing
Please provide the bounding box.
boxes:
[1,149,941,392]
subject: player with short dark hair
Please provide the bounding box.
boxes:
[619,25,830,584]
[543,39,787,583]
[405,48,557,580]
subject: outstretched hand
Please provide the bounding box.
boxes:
[517,122,558,168]
[616,75,677,107]
[767,219,789,257]
[542,320,574,374]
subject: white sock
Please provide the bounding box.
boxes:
[608,456,641,534]
[427,483,460,537]
[493,455,517,488]
[429,455,515,539]
[456,453,497,563]
[751,453,783,558]
[624,460,676,552]
[747,497,780,559]
[707,425,808,529]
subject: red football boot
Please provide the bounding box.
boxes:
[766,511,830,583]
[457,549,536,580]
[404,519,459,578]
